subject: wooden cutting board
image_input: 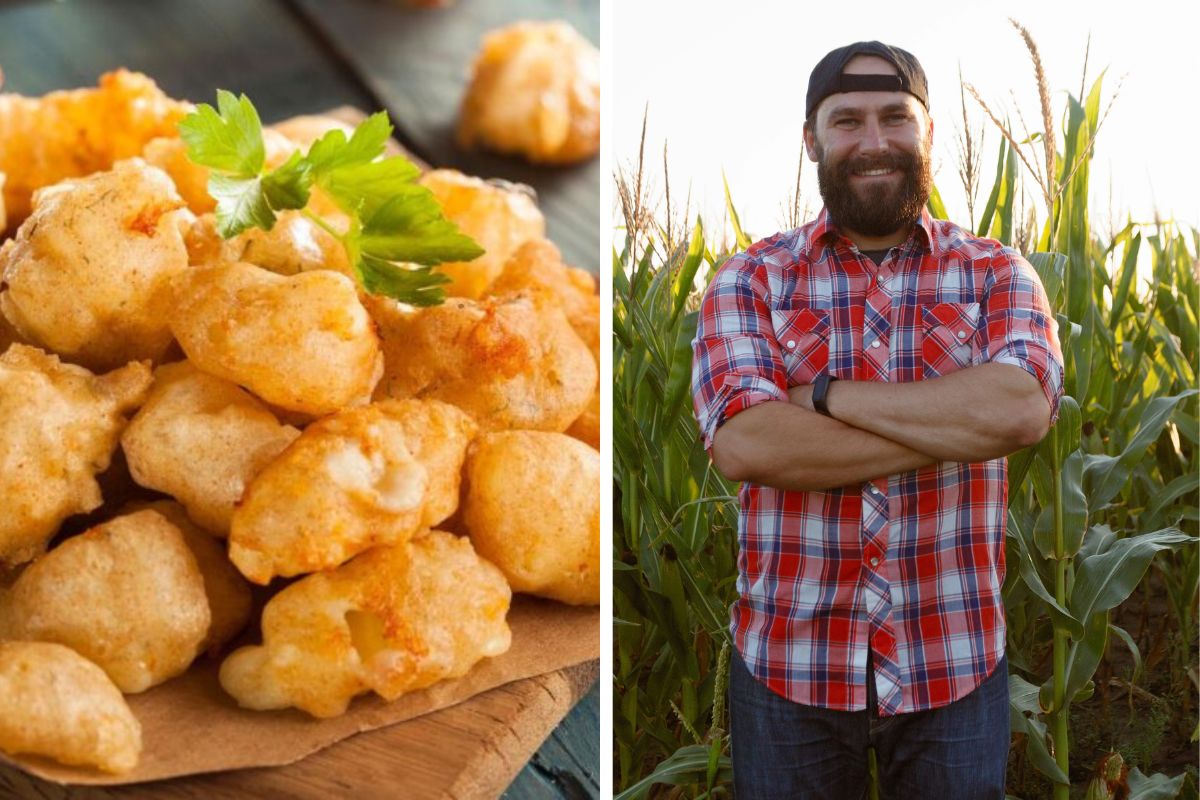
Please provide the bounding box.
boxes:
[0,660,598,799]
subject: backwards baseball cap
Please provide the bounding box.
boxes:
[805,41,928,120]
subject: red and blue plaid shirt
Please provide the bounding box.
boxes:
[692,208,1063,715]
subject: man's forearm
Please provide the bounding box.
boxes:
[711,400,937,492]
[818,363,1051,462]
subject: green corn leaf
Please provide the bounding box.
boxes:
[1125,767,1186,800]
[976,135,1006,240]
[926,183,949,220]
[1069,527,1194,623]
[1060,449,1089,557]
[1141,471,1200,532]
[1108,622,1143,682]
[722,172,751,252]
[1054,396,1083,464]
[1027,252,1067,310]
[1109,231,1142,327]
[1061,610,1109,704]
[670,218,706,324]
[614,744,733,800]
[1016,713,1071,785]
[1008,511,1082,636]
[1085,390,1199,508]
[1009,673,1042,721]
[663,312,699,428]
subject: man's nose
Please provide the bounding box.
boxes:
[858,117,889,154]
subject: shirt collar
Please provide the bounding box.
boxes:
[807,206,939,258]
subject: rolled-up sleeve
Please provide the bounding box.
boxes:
[980,249,1065,421]
[691,253,788,451]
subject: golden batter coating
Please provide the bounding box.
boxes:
[371,292,595,432]
[131,501,253,654]
[0,641,142,774]
[0,69,191,230]
[220,531,512,718]
[488,239,600,447]
[0,345,151,568]
[121,360,301,536]
[0,159,190,371]
[457,21,600,164]
[228,400,474,584]
[418,169,545,299]
[0,509,211,693]
[183,211,351,277]
[463,431,600,605]
[170,261,382,416]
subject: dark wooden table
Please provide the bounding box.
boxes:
[0,1,599,798]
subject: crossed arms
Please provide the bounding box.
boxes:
[710,363,1052,492]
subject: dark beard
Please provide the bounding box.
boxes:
[815,145,931,238]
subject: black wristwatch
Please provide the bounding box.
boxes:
[812,374,838,417]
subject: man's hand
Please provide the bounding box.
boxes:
[788,384,815,411]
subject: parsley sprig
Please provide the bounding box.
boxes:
[178,90,483,306]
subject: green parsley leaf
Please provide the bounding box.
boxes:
[306,111,392,174]
[209,174,275,238]
[319,159,421,219]
[178,90,265,176]
[357,254,451,307]
[358,185,486,265]
[180,94,484,306]
[261,151,312,211]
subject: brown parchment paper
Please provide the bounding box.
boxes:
[0,597,599,786]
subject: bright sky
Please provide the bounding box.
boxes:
[613,1,1200,247]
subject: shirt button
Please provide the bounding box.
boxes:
[957,330,967,339]
[869,484,882,495]
[870,340,881,349]
[870,557,880,567]
[877,275,887,286]
[786,339,796,349]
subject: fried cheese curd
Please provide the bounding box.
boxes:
[129,501,252,654]
[184,210,351,278]
[0,641,141,774]
[418,169,545,298]
[488,238,600,447]
[0,69,191,230]
[0,345,151,568]
[0,159,190,371]
[457,21,600,165]
[170,261,382,416]
[228,399,475,584]
[463,431,600,605]
[371,291,595,432]
[220,530,511,718]
[121,360,301,535]
[0,509,210,693]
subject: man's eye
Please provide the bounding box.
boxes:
[834,119,858,128]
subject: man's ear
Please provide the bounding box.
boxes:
[803,125,819,162]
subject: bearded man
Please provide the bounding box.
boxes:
[690,42,1063,799]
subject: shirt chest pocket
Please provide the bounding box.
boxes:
[921,302,980,378]
[771,308,830,385]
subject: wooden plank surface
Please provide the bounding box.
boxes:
[0,1,600,796]
[0,662,598,800]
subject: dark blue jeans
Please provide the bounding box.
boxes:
[728,649,1010,799]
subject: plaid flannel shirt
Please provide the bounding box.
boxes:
[691,208,1063,715]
